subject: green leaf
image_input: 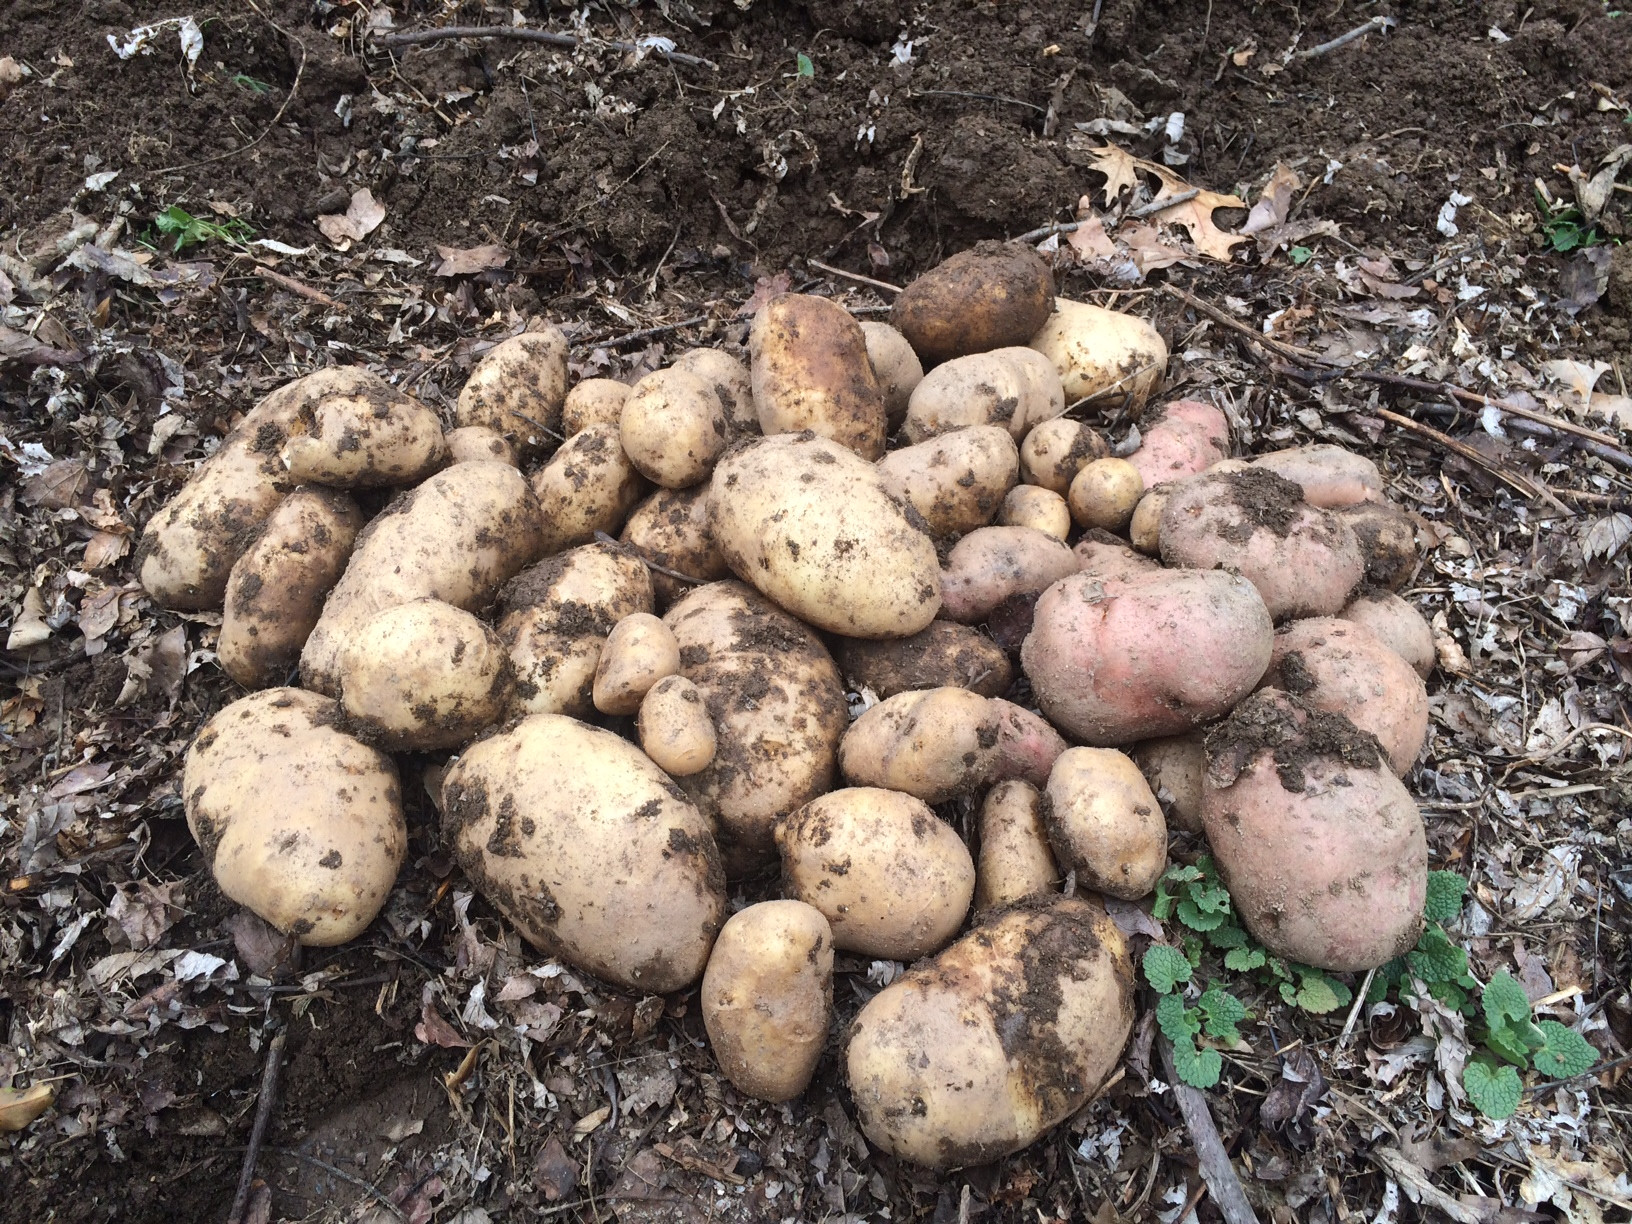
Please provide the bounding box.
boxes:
[1463,1059,1523,1119]
[1156,992,1199,1042]
[1170,1039,1222,1089]
[1198,987,1249,1042]
[1485,1019,1539,1068]
[1532,1022,1597,1079]
[1181,933,1205,965]
[1289,245,1313,265]
[1224,946,1266,971]
[1294,974,1347,1015]
[1368,960,1404,1004]
[1482,972,1532,1026]
[1176,898,1227,931]
[796,52,814,77]
[1151,886,1176,921]
[1143,944,1193,994]
[1207,924,1247,950]
[1424,873,1468,922]
[1407,926,1467,983]
[1188,880,1232,913]
[1278,980,1298,1005]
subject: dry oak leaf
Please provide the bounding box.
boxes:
[315,189,386,248]
[1086,144,1249,260]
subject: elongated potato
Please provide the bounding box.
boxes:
[620,485,729,609]
[620,367,731,489]
[1131,734,1205,833]
[889,241,1055,366]
[1126,399,1230,487]
[974,780,1059,910]
[839,687,1001,803]
[876,426,1018,538]
[280,378,446,487]
[859,321,924,427]
[1044,747,1167,899]
[751,293,886,459]
[593,612,679,715]
[902,348,1065,443]
[939,526,1079,625]
[444,425,518,467]
[1251,444,1383,507]
[833,620,1012,700]
[998,484,1071,539]
[442,714,726,993]
[637,675,717,777]
[561,378,630,437]
[1028,298,1166,413]
[219,488,364,689]
[1339,590,1435,677]
[1020,417,1109,494]
[672,348,756,436]
[531,423,651,556]
[456,327,569,459]
[1128,485,1170,554]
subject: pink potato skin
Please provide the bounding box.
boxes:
[988,699,1068,787]
[1072,531,1162,584]
[1126,399,1230,488]
[1339,591,1436,678]
[939,526,1080,624]
[1250,444,1383,508]
[1021,568,1274,745]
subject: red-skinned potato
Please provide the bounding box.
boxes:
[998,485,1071,539]
[988,699,1069,789]
[1019,417,1109,494]
[531,422,651,556]
[859,321,924,427]
[751,294,885,459]
[889,240,1055,366]
[562,378,630,437]
[974,780,1060,910]
[1339,590,1435,677]
[619,485,729,609]
[876,425,1018,538]
[939,526,1079,625]
[456,327,569,460]
[1126,399,1230,488]
[620,367,731,489]
[1073,530,1162,584]
[839,687,1001,803]
[1251,444,1383,507]
[1028,298,1167,412]
[671,348,755,436]
[902,348,1065,443]
[1333,499,1420,590]
[1043,747,1167,899]
[833,621,1013,700]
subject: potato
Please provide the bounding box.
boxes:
[620,366,731,489]
[1202,690,1426,971]
[672,348,756,436]
[777,787,974,960]
[1158,469,1365,620]
[859,321,924,427]
[990,699,1069,788]
[875,426,1018,538]
[530,422,651,556]
[219,488,364,689]
[1127,485,1170,554]
[1333,499,1419,590]
[701,900,832,1103]
[301,461,542,695]
[1261,617,1429,776]
[1339,590,1435,677]
[846,896,1133,1170]
[1126,399,1230,488]
[1073,529,1161,584]
[1043,748,1167,899]
[902,348,1065,444]
[593,612,679,715]
[637,675,717,777]
[889,241,1054,366]
[939,526,1079,625]
[974,780,1060,910]
[1028,298,1167,412]
[619,485,729,609]
[1019,417,1109,494]
[665,582,848,870]
[442,714,726,992]
[751,293,886,459]
[1023,567,1274,744]
[834,620,1013,700]
[709,433,940,638]
[839,687,1001,803]
[456,327,569,459]
[1251,444,1383,508]
[444,425,518,467]
[562,378,630,437]
[998,485,1071,539]
[1068,458,1144,532]
[280,378,446,488]
[1131,734,1205,834]
[184,688,404,945]
[503,630,602,718]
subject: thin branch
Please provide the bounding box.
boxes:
[1158,284,1327,364]
[1128,188,1200,219]
[1294,16,1398,60]
[594,532,707,586]
[1157,1038,1261,1224]
[262,1147,408,1220]
[1377,408,1566,511]
[912,89,1047,113]
[577,314,711,351]
[254,264,343,309]
[372,25,718,71]
[227,1028,286,1224]
[807,259,903,296]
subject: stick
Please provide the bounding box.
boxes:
[1157,1038,1261,1224]
[262,1147,408,1220]
[1350,370,1629,457]
[227,1028,287,1224]
[1014,189,1205,245]
[578,314,711,350]
[594,532,707,586]
[372,25,717,71]
[254,265,343,309]
[1294,16,1398,60]
[1376,408,1563,509]
[807,259,903,295]
[1158,284,1326,363]
[1337,968,1376,1048]
[912,89,1046,113]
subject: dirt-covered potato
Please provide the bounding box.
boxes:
[998,484,1071,539]
[939,526,1079,625]
[1073,530,1162,584]
[846,896,1133,1170]
[701,900,833,1103]
[442,714,726,993]
[184,688,405,945]
[1131,734,1206,834]
[834,620,1012,700]
[1339,590,1435,677]
[889,241,1055,367]
[456,327,569,459]
[561,378,630,437]
[839,687,1001,803]
[1159,469,1365,620]
[974,780,1060,910]
[875,425,1018,538]
[859,321,924,427]
[219,488,364,689]
[280,376,446,487]
[1251,444,1383,507]
[709,433,941,638]
[990,699,1069,789]
[1044,748,1167,899]
[901,348,1065,443]
[777,787,974,960]
[444,425,518,467]
[637,674,717,777]
[1261,617,1429,776]
[620,367,731,489]
[672,348,756,436]
[1028,298,1167,412]
[619,485,729,608]
[1333,499,1419,590]
[1019,417,1109,494]
[1202,691,1427,971]
[1128,485,1170,554]
[665,582,848,871]
[1023,567,1274,744]
[301,461,542,695]
[1127,399,1230,488]
[338,599,512,750]
[592,612,679,715]
[531,422,651,556]
[750,293,886,459]
[1068,457,1144,531]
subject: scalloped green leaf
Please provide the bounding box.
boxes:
[1463,1059,1522,1119]
[1485,1020,1536,1068]
[1407,926,1468,983]
[1294,974,1347,1015]
[1189,881,1232,914]
[1156,991,1199,1042]
[1144,944,1193,994]
[1171,1039,1222,1089]
[1207,923,1247,950]
[1483,972,1532,1026]
[1533,1022,1596,1079]
[1425,872,1468,922]
[1176,898,1227,931]
[1198,987,1249,1042]
[1224,946,1267,971]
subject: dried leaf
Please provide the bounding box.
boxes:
[0,323,83,367]
[1539,358,1609,406]
[6,587,51,651]
[434,244,511,276]
[1582,513,1632,563]
[1557,247,1613,316]
[83,531,129,570]
[1158,189,1251,260]
[534,1135,580,1201]
[415,996,470,1049]
[1066,213,1117,258]
[571,1104,611,1139]
[735,270,792,317]
[108,881,184,950]
[227,910,296,978]
[1242,163,1300,234]
[316,189,386,247]
[21,458,89,509]
[0,1085,55,1133]
[1587,390,1632,430]
[1086,145,1144,204]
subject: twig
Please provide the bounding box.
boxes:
[1294,16,1398,60]
[254,264,343,309]
[1013,219,1088,245]
[1528,1051,1632,1096]
[1128,188,1200,219]
[1158,1038,1261,1224]
[1376,408,1566,510]
[372,25,718,71]
[227,1028,287,1224]
[577,314,711,350]
[262,1147,407,1220]
[807,259,903,296]
[594,532,707,586]
[1337,968,1376,1048]
[1369,1148,1482,1223]
[1158,284,1326,364]
[1518,721,1632,763]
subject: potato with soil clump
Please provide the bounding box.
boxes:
[637,675,717,777]
[671,348,755,436]
[889,240,1055,366]
[875,425,1018,538]
[839,687,1002,803]
[456,327,569,460]
[1251,444,1383,507]
[1333,499,1420,590]
[562,378,630,437]
[901,348,1065,443]
[1020,417,1109,494]
[751,293,886,459]
[833,620,1012,700]
[619,485,730,608]
[939,526,1079,625]
[620,367,731,489]
[279,376,446,488]
[531,423,651,556]
[1339,590,1436,677]
[859,321,923,426]
[1126,399,1230,488]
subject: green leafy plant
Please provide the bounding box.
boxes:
[1535,190,1600,253]
[231,73,272,94]
[1288,245,1314,265]
[794,52,815,78]
[150,205,255,253]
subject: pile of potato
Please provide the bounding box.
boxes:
[144,239,1436,1170]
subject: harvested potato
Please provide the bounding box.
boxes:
[1333,499,1419,590]
[846,896,1133,1170]
[876,425,1018,538]
[1126,399,1231,488]
[1073,529,1162,584]
[1028,298,1167,412]
[751,293,886,459]
[637,674,717,777]
[709,433,941,638]
[1044,747,1167,899]
[456,327,568,459]
[444,425,517,467]
[998,485,1071,539]
[989,699,1069,789]
[1202,691,1427,971]
[280,377,446,488]
[442,713,726,992]
[561,378,630,437]
[1339,590,1436,677]
[889,240,1055,366]
[702,900,833,1103]
[620,366,731,489]
[859,321,924,427]
[672,348,756,436]
[1068,457,1144,532]
[593,612,679,715]
[1019,417,1109,494]
[834,620,1012,700]
[902,348,1065,443]
[339,599,512,750]
[1261,617,1429,776]
[777,787,974,960]
[940,526,1079,625]
[1252,444,1383,507]
[219,488,364,689]
[1131,734,1206,834]
[974,780,1059,910]
[839,687,1001,803]
[1159,469,1365,620]
[1023,567,1274,744]
[1127,485,1170,554]
[301,461,542,695]
[531,422,651,556]
[620,485,729,608]
[184,688,405,945]
[504,630,602,718]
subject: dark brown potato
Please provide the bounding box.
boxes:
[834,621,1013,699]
[1332,500,1420,590]
[889,241,1055,366]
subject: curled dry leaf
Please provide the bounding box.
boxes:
[434,244,510,276]
[0,1085,55,1133]
[316,189,386,248]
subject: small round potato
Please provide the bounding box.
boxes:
[974,780,1059,910]
[833,620,1013,700]
[620,367,731,489]
[875,426,1019,539]
[672,348,756,436]
[701,900,833,1103]
[280,379,446,488]
[562,378,631,437]
[1128,485,1171,554]
[939,526,1080,625]
[637,675,717,777]
[1131,734,1206,834]
[444,425,518,467]
[1044,747,1168,899]
[777,787,974,961]
[593,612,680,715]
[1019,417,1109,494]
[859,321,924,428]
[839,687,1002,803]
[998,485,1071,539]
[1068,458,1144,532]
[889,241,1055,366]
[456,327,569,460]
[902,348,1066,443]
[1028,298,1167,412]
[751,293,886,459]
[1339,590,1436,677]
[620,485,730,609]
[530,422,651,556]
